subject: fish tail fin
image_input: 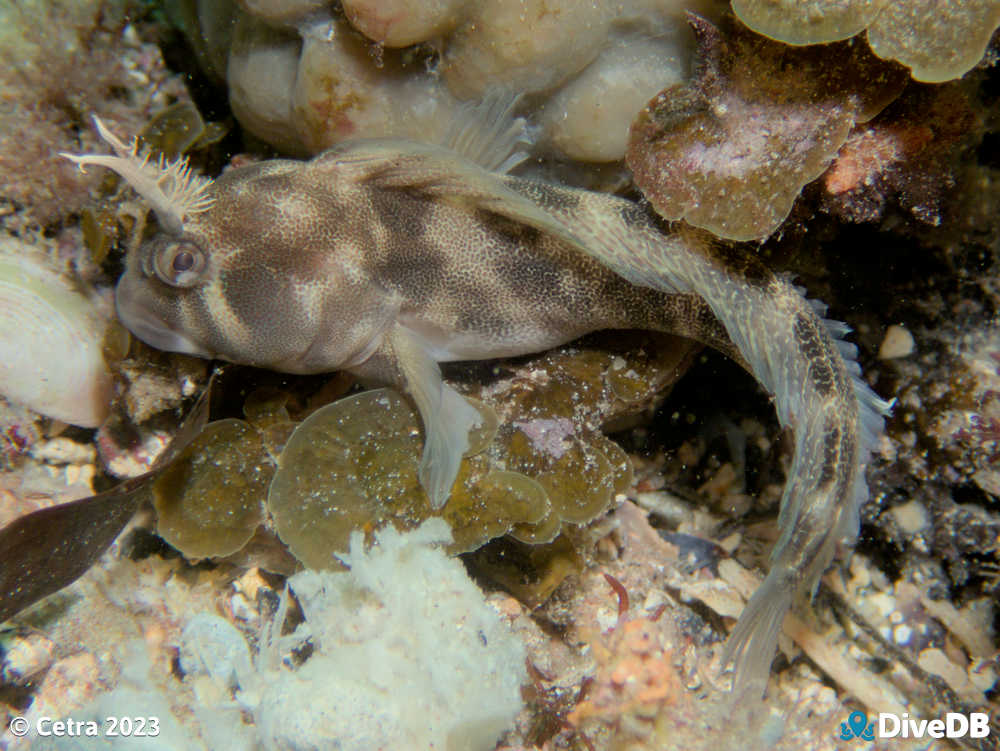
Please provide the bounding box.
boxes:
[720,564,795,697]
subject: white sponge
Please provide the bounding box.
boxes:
[182,519,526,751]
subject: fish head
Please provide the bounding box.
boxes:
[115,158,391,374]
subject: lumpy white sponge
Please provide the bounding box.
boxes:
[183,518,527,751]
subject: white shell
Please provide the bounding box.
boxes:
[0,238,116,427]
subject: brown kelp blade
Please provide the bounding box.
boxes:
[0,378,213,624]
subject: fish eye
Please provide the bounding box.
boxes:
[153,241,206,288]
[172,250,195,272]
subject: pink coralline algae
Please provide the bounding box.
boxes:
[820,83,980,225]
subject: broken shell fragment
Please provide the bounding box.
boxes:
[0,239,117,428]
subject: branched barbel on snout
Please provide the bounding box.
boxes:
[62,93,891,694]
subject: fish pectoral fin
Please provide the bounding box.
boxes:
[388,323,482,510]
[419,380,482,509]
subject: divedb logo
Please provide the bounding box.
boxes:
[839,710,992,741]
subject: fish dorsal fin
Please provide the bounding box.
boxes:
[439,89,533,174]
[322,139,684,294]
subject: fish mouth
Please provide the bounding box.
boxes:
[114,276,208,357]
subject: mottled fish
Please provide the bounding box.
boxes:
[63,97,890,694]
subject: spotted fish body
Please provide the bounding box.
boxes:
[65,105,890,694]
